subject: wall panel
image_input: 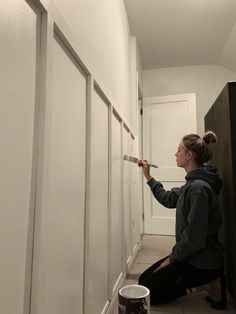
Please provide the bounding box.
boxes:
[34,33,87,314]
[0,1,141,314]
[123,127,132,263]
[0,2,38,313]
[110,112,123,295]
[87,87,109,313]
[129,137,141,252]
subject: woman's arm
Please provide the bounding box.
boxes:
[138,159,182,208]
[147,178,182,208]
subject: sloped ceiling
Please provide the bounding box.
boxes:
[124,0,236,70]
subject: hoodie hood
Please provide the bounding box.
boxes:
[185,166,222,195]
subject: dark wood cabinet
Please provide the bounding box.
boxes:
[205,81,236,300]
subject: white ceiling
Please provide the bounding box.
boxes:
[124,0,236,70]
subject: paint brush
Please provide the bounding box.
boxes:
[123,154,158,168]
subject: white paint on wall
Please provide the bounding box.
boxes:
[130,37,139,133]
[88,89,109,313]
[33,34,87,314]
[123,128,132,263]
[51,0,133,125]
[136,40,143,94]
[110,113,123,296]
[143,65,236,133]
[129,137,141,248]
[0,1,142,313]
[0,2,37,313]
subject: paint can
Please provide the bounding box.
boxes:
[118,284,150,314]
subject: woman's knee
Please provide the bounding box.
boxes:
[138,276,142,285]
[138,275,148,287]
[138,274,153,289]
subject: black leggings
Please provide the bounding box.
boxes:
[138,256,223,305]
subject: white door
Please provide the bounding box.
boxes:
[143,93,196,235]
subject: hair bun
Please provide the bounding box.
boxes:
[203,130,217,144]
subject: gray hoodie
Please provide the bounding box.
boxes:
[147,166,224,269]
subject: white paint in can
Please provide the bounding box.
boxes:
[118,284,150,313]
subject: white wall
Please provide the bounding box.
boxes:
[50,0,133,125]
[218,19,236,71]
[136,41,143,94]
[0,1,142,314]
[143,65,236,133]
[0,2,38,313]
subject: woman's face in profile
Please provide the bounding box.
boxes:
[175,143,190,168]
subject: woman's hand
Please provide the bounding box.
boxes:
[153,257,171,273]
[138,159,152,181]
[158,256,171,269]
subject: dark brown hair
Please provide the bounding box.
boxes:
[182,130,217,165]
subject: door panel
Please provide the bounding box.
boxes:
[143,94,196,235]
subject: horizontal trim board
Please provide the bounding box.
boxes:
[54,23,90,76]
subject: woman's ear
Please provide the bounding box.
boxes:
[186,150,193,160]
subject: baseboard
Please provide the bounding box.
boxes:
[106,272,126,314]
[126,242,141,273]
[106,241,141,314]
